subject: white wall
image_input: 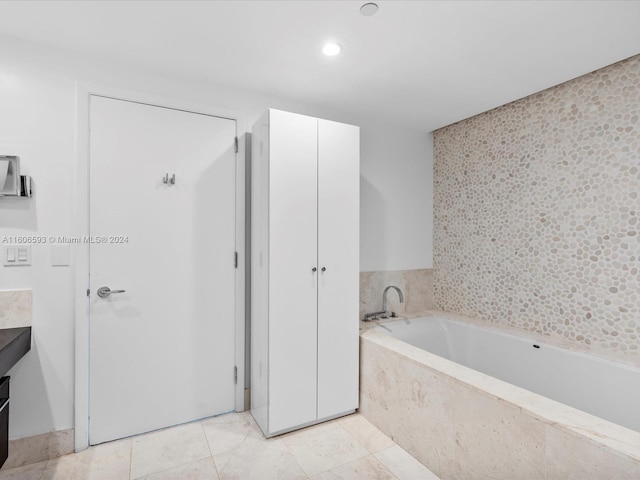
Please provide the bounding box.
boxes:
[0,36,432,439]
[360,126,433,272]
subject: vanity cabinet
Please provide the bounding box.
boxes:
[251,109,359,437]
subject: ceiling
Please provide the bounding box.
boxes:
[0,1,639,131]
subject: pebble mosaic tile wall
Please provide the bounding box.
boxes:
[433,55,640,365]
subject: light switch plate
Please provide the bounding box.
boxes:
[51,244,70,266]
[4,245,31,266]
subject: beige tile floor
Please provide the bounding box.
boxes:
[0,413,440,480]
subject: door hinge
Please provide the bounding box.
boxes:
[234,251,238,268]
[234,366,238,384]
[234,136,239,153]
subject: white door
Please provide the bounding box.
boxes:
[89,96,237,445]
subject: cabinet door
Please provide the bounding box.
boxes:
[268,110,319,433]
[317,119,360,419]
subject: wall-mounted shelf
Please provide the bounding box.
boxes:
[0,156,33,198]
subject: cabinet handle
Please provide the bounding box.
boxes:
[312,267,317,272]
[321,267,327,272]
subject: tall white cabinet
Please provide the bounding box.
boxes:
[251,109,359,437]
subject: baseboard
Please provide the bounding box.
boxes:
[1,428,74,470]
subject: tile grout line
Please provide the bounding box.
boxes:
[298,420,371,477]
[334,418,379,454]
[128,439,133,480]
[341,415,399,455]
[373,447,415,480]
[200,420,222,480]
[306,452,400,480]
[204,414,271,468]
[375,444,442,480]
[37,460,46,480]
[131,455,212,480]
[203,414,312,480]
[130,425,212,480]
[280,432,312,479]
[334,417,406,479]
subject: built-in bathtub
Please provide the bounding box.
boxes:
[359,313,640,479]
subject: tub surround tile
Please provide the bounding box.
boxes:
[360,337,456,478]
[544,425,640,480]
[360,270,404,320]
[363,320,640,460]
[403,269,434,313]
[0,290,32,329]
[130,422,210,479]
[360,328,640,480]
[395,362,457,476]
[361,323,509,397]
[2,428,74,470]
[453,393,546,479]
[359,309,437,332]
[434,54,640,367]
[360,269,433,321]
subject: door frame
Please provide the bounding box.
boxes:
[73,83,247,452]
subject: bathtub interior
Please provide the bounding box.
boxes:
[375,316,640,433]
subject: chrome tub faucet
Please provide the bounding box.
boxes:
[363,285,405,321]
[381,285,404,318]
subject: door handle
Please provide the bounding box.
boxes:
[97,286,126,299]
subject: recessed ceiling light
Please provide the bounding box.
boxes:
[360,3,379,16]
[322,42,342,56]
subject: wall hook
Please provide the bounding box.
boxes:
[170,174,176,185]
[162,173,169,184]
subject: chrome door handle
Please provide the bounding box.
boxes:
[97,286,126,298]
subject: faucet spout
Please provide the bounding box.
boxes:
[382,285,404,318]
